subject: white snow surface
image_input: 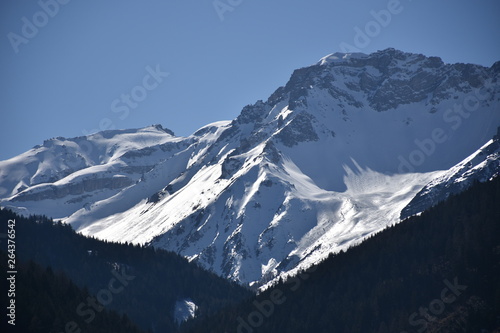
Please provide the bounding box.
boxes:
[1,49,499,287]
[174,299,197,324]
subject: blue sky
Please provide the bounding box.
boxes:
[1,0,499,160]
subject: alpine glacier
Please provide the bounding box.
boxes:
[1,48,499,287]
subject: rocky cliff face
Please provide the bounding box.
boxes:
[1,49,499,287]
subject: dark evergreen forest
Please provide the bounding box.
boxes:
[0,208,252,333]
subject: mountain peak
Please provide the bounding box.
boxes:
[317,52,368,66]
[149,124,175,136]
[1,49,499,287]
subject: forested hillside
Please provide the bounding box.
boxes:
[0,209,252,332]
[0,251,145,333]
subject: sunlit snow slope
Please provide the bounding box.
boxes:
[1,49,499,287]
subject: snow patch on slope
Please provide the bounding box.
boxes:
[174,299,198,324]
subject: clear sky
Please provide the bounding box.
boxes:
[1,0,499,160]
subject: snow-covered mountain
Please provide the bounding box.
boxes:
[401,126,500,220]
[1,48,499,287]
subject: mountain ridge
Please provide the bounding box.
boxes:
[1,48,499,287]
